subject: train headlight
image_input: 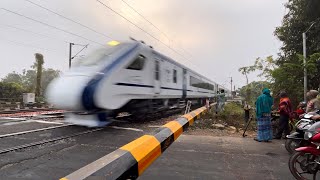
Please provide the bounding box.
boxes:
[107,40,120,46]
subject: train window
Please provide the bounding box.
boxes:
[155,61,160,80]
[126,55,145,70]
[74,44,126,67]
[190,76,214,90]
[173,69,177,83]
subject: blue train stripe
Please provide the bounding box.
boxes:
[82,44,140,110]
[115,83,214,94]
[115,83,154,88]
[161,87,182,91]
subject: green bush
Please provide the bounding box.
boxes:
[217,102,244,128]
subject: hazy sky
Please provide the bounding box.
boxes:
[0,0,287,89]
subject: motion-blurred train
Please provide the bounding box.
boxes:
[46,39,231,127]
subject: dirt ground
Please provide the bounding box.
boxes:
[185,115,257,138]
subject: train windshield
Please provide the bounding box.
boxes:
[73,44,125,67]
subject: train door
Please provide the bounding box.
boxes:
[182,69,187,99]
[154,60,161,94]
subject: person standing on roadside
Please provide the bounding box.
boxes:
[244,101,251,123]
[254,88,274,142]
[274,91,292,139]
[220,89,226,111]
[215,91,220,114]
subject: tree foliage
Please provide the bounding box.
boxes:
[239,0,320,107]
[0,82,24,100]
[239,81,271,105]
[0,59,60,100]
[35,53,44,97]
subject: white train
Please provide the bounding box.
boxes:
[46,39,227,126]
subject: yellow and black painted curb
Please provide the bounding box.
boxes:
[60,104,213,180]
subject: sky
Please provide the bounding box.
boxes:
[0,0,287,89]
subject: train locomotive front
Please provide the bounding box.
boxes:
[46,42,145,126]
[46,40,218,127]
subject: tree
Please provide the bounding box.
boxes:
[239,1,320,107]
[35,53,44,97]
[1,64,60,101]
[239,81,271,105]
[21,69,36,93]
[41,68,60,93]
[2,71,23,84]
[0,82,24,100]
[274,0,320,90]
[239,56,276,103]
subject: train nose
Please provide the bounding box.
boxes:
[45,75,91,110]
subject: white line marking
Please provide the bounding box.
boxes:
[0,117,27,121]
[148,125,162,128]
[109,126,143,132]
[2,122,27,126]
[28,120,64,125]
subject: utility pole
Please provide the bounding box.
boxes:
[303,33,307,102]
[230,77,233,99]
[35,53,44,97]
[302,21,317,102]
[69,43,74,69]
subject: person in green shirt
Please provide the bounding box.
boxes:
[254,88,274,142]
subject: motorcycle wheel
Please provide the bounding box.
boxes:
[285,139,300,154]
[289,151,319,180]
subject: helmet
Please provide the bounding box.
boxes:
[279,91,288,98]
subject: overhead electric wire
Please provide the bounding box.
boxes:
[121,0,193,58]
[72,44,89,59]
[0,8,105,46]
[96,0,189,61]
[23,0,113,40]
[0,38,62,53]
[0,23,69,44]
[121,0,170,40]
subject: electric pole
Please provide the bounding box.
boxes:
[68,43,89,69]
[229,77,233,99]
[230,77,233,99]
[302,21,317,102]
[69,43,74,69]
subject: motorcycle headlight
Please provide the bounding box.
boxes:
[305,132,313,140]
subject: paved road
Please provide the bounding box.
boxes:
[0,119,145,180]
[0,117,294,180]
[141,135,292,180]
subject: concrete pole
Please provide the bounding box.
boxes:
[69,43,74,69]
[303,32,307,102]
[302,21,316,102]
[230,77,233,99]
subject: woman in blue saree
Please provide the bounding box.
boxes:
[255,88,273,142]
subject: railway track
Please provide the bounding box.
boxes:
[0,108,58,114]
[0,105,201,155]
[0,110,65,118]
[0,124,72,138]
[0,128,103,154]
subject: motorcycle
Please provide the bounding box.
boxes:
[289,121,320,179]
[285,111,320,154]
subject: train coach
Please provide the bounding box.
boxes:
[46,39,225,127]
